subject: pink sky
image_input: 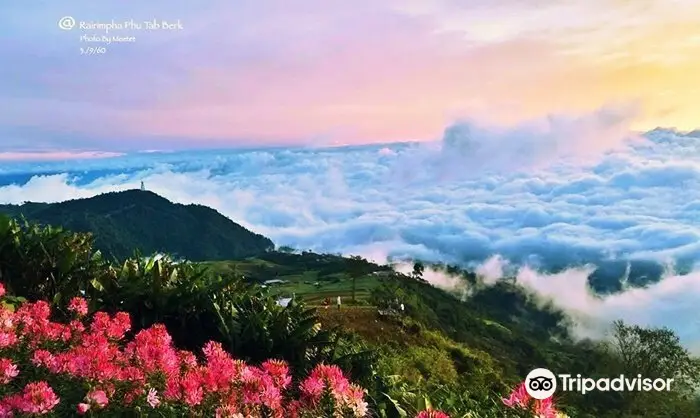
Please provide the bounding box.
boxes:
[1,0,699,157]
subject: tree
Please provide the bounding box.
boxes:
[412,261,425,280]
[346,255,370,303]
[594,320,700,415]
[609,320,699,384]
[370,280,406,309]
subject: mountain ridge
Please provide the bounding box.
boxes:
[0,189,275,261]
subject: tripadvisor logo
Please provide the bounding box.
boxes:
[525,368,557,399]
[525,368,673,397]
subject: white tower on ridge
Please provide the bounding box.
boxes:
[140,181,145,191]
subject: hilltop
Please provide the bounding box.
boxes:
[0,189,274,261]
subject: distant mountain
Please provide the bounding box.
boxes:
[0,190,275,261]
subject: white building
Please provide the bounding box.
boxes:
[264,279,287,285]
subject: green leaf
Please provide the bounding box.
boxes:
[382,393,407,417]
[418,396,433,411]
[5,296,26,304]
[90,278,105,292]
[57,250,77,275]
[1,301,15,312]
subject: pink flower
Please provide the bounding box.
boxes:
[14,301,60,344]
[0,284,5,298]
[345,384,368,416]
[261,359,292,389]
[0,332,17,349]
[0,307,13,329]
[0,359,18,384]
[6,381,60,414]
[215,404,244,418]
[147,388,160,408]
[67,297,88,317]
[503,382,563,417]
[179,350,198,370]
[124,324,179,378]
[163,375,182,402]
[502,382,530,408]
[90,312,131,340]
[181,370,204,406]
[31,350,57,371]
[297,363,367,414]
[86,389,109,408]
[77,403,90,414]
[0,402,12,417]
[0,292,382,417]
[534,397,559,418]
[300,363,351,403]
[299,376,324,402]
[260,381,282,410]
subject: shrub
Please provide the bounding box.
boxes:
[0,282,453,417]
[0,216,107,305]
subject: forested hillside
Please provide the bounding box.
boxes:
[0,190,274,261]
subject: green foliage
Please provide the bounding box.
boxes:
[210,289,335,372]
[345,255,377,302]
[608,320,700,386]
[98,256,377,381]
[374,382,532,418]
[0,215,107,305]
[576,320,700,417]
[278,245,297,253]
[362,271,700,417]
[94,254,236,346]
[4,211,700,417]
[411,262,425,280]
[0,215,366,385]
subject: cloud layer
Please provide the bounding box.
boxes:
[2,114,700,347]
[406,254,700,352]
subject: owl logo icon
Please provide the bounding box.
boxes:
[525,368,557,399]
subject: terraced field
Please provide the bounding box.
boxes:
[201,252,392,305]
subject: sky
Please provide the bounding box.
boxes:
[1,0,700,159]
[3,1,700,350]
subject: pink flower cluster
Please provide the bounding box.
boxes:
[298,363,368,416]
[1,381,60,415]
[0,283,449,417]
[502,382,561,418]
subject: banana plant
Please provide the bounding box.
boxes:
[0,215,106,308]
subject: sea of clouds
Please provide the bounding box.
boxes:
[2,107,700,349]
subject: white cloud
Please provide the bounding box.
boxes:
[509,262,700,353]
[395,262,468,295]
[389,104,642,183]
[416,256,700,353]
[475,255,508,285]
[2,110,700,348]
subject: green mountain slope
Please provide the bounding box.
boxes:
[0,190,274,261]
[1,201,699,416]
